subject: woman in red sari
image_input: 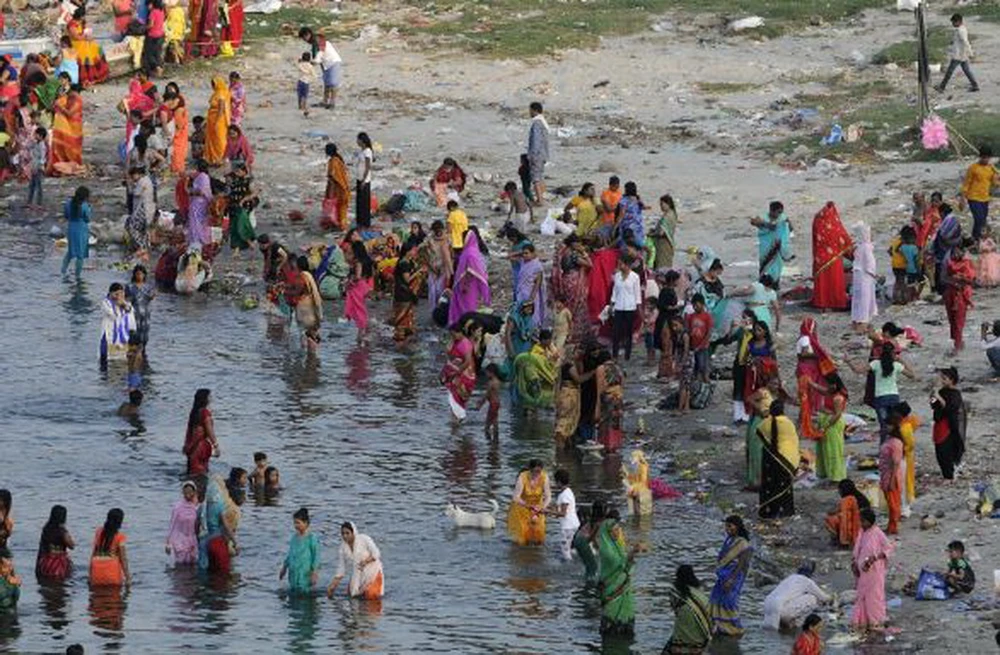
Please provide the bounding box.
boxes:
[187,0,220,58]
[795,318,837,439]
[811,202,853,310]
[48,86,85,177]
[944,239,975,352]
[183,389,218,477]
[440,324,476,423]
[221,0,244,49]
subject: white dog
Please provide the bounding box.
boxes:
[445,499,500,530]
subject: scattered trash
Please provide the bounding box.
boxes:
[921,115,949,150]
[650,20,675,33]
[244,0,282,13]
[593,80,610,88]
[845,123,863,143]
[555,126,577,139]
[821,124,843,145]
[915,569,950,600]
[814,158,850,173]
[728,16,765,32]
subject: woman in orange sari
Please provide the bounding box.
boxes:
[67,9,109,86]
[824,479,868,548]
[321,143,350,231]
[48,86,85,177]
[508,459,551,546]
[165,85,189,174]
[204,77,230,166]
[811,201,853,311]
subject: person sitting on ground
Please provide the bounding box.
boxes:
[762,561,831,631]
[982,320,1000,379]
[824,479,869,548]
[944,539,975,595]
[430,157,466,207]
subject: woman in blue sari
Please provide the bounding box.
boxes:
[504,301,536,359]
[708,515,753,637]
[752,201,793,286]
[280,507,320,595]
[197,476,240,574]
[615,182,645,248]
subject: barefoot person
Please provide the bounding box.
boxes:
[851,508,894,634]
[327,522,383,599]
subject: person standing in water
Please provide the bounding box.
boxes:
[125,264,155,353]
[280,507,321,595]
[61,186,91,277]
[327,522,384,599]
[165,481,199,565]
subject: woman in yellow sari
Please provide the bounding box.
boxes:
[67,9,109,86]
[322,143,351,231]
[554,353,592,448]
[508,459,551,546]
[48,86,85,177]
[204,77,231,166]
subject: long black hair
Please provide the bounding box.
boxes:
[837,479,870,510]
[99,508,124,555]
[186,388,211,437]
[357,131,373,153]
[725,514,750,540]
[0,489,10,517]
[674,564,701,599]
[40,505,68,549]
[70,186,90,220]
[468,225,489,257]
[879,342,895,378]
[351,241,374,278]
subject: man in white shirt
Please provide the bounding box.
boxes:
[610,257,642,360]
[762,563,831,630]
[299,26,343,109]
[551,469,579,560]
[936,13,979,93]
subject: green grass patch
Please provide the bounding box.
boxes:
[697,81,762,94]
[952,2,1000,23]
[667,0,889,22]
[871,26,952,66]
[244,7,349,41]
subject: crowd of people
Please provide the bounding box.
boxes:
[3,4,1000,651]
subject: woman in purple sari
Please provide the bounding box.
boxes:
[515,243,547,329]
[448,228,491,327]
[187,160,213,249]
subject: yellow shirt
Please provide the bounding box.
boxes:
[570,196,599,236]
[762,415,800,468]
[889,236,906,270]
[0,133,10,149]
[962,162,997,202]
[447,209,468,249]
[165,6,187,42]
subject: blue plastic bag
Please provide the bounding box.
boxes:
[915,568,951,600]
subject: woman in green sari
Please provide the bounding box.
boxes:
[597,511,638,637]
[511,328,557,408]
[663,564,712,654]
[650,194,679,270]
[744,389,772,491]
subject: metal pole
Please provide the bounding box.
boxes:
[916,2,930,120]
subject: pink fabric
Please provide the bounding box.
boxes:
[448,231,491,326]
[166,499,198,564]
[229,81,245,126]
[852,525,894,628]
[345,277,373,329]
[977,238,1000,286]
[649,478,681,500]
[878,438,903,493]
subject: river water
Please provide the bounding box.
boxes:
[0,239,799,653]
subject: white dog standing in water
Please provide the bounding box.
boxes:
[445,499,500,529]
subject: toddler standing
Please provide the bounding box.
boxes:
[297,52,317,118]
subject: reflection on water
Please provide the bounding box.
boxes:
[0,253,800,653]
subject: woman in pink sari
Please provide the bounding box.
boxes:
[224,125,254,172]
[447,228,491,327]
[440,325,476,422]
[344,234,375,345]
[851,508,894,633]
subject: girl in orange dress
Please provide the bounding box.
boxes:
[89,509,130,587]
[824,479,867,547]
[791,613,824,655]
[508,460,551,545]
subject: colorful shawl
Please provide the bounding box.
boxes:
[448,231,491,326]
[515,256,546,329]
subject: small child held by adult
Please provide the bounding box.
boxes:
[944,539,975,594]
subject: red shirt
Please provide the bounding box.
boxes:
[685,311,713,351]
[147,8,165,38]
